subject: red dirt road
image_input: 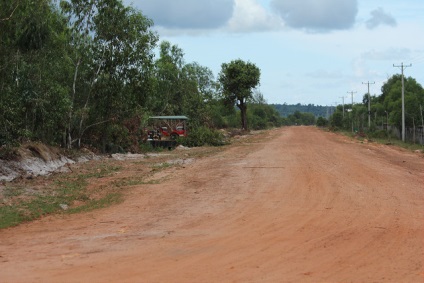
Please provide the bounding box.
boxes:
[1,127,423,282]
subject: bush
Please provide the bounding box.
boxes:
[369,130,388,139]
[316,117,328,127]
[179,126,226,147]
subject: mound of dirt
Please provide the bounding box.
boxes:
[0,143,98,182]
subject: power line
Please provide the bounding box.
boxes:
[410,54,424,64]
[393,63,412,142]
[362,81,375,128]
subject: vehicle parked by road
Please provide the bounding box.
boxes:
[145,116,188,148]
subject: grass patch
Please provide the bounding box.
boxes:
[0,163,122,229]
[338,130,424,152]
[0,140,227,230]
[0,206,22,229]
[67,193,123,214]
[3,186,25,197]
[151,162,173,170]
[372,137,423,152]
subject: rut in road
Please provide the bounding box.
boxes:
[0,126,423,283]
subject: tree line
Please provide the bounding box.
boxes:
[273,103,330,118]
[0,0,282,152]
[329,74,424,140]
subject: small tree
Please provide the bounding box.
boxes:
[316,117,328,127]
[218,59,260,130]
[331,112,343,128]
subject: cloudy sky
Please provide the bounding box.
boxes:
[124,0,423,106]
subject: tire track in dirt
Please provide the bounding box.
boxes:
[0,127,423,282]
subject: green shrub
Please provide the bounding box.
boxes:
[369,130,389,139]
[316,117,328,127]
[179,126,226,147]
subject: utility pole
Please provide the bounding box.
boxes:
[362,81,375,129]
[393,63,412,142]
[339,96,346,118]
[347,91,357,133]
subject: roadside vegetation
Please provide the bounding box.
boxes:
[0,0,284,228]
[327,74,424,149]
[334,130,424,152]
[0,0,282,154]
[0,162,122,229]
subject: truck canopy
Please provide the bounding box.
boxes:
[149,116,188,120]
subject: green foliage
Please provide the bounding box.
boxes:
[0,0,72,145]
[329,74,424,143]
[0,0,279,151]
[0,164,121,229]
[179,126,226,147]
[248,103,283,129]
[330,112,343,128]
[316,117,328,127]
[368,130,389,139]
[219,59,261,130]
[282,111,316,126]
[273,103,329,118]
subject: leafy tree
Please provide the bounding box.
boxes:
[60,0,158,150]
[273,103,329,118]
[330,112,343,128]
[382,76,424,129]
[181,62,218,127]
[244,89,282,129]
[316,117,328,127]
[151,41,186,115]
[0,0,72,145]
[0,0,282,151]
[219,59,260,130]
[151,41,220,129]
[285,111,316,126]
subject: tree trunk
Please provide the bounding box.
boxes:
[238,100,248,131]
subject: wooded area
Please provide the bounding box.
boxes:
[329,74,424,143]
[1,0,422,152]
[273,103,330,118]
[0,0,281,152]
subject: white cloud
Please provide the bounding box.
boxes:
[271,0,358,32]
[133,0,234,29]
[228,0,284,32]
[366,7,397,29]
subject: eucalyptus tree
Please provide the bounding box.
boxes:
[60,0,158,149]
[152,41,186,115]
[219,59,261,130]
[180,62,218,126]
[0,0,71,145]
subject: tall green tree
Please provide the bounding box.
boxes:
[60,0,158,150]
[381,75,424,129]
[218,59,260,130]
[181,62,218,126]
[1,0,71,145]
[151,41,219,127]
[152,41,185,115]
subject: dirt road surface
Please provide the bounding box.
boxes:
[1,127,423,283]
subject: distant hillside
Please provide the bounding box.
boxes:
[272,103,332,118]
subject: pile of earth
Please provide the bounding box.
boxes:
[0,143,99,182]
[0,129,255,183]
